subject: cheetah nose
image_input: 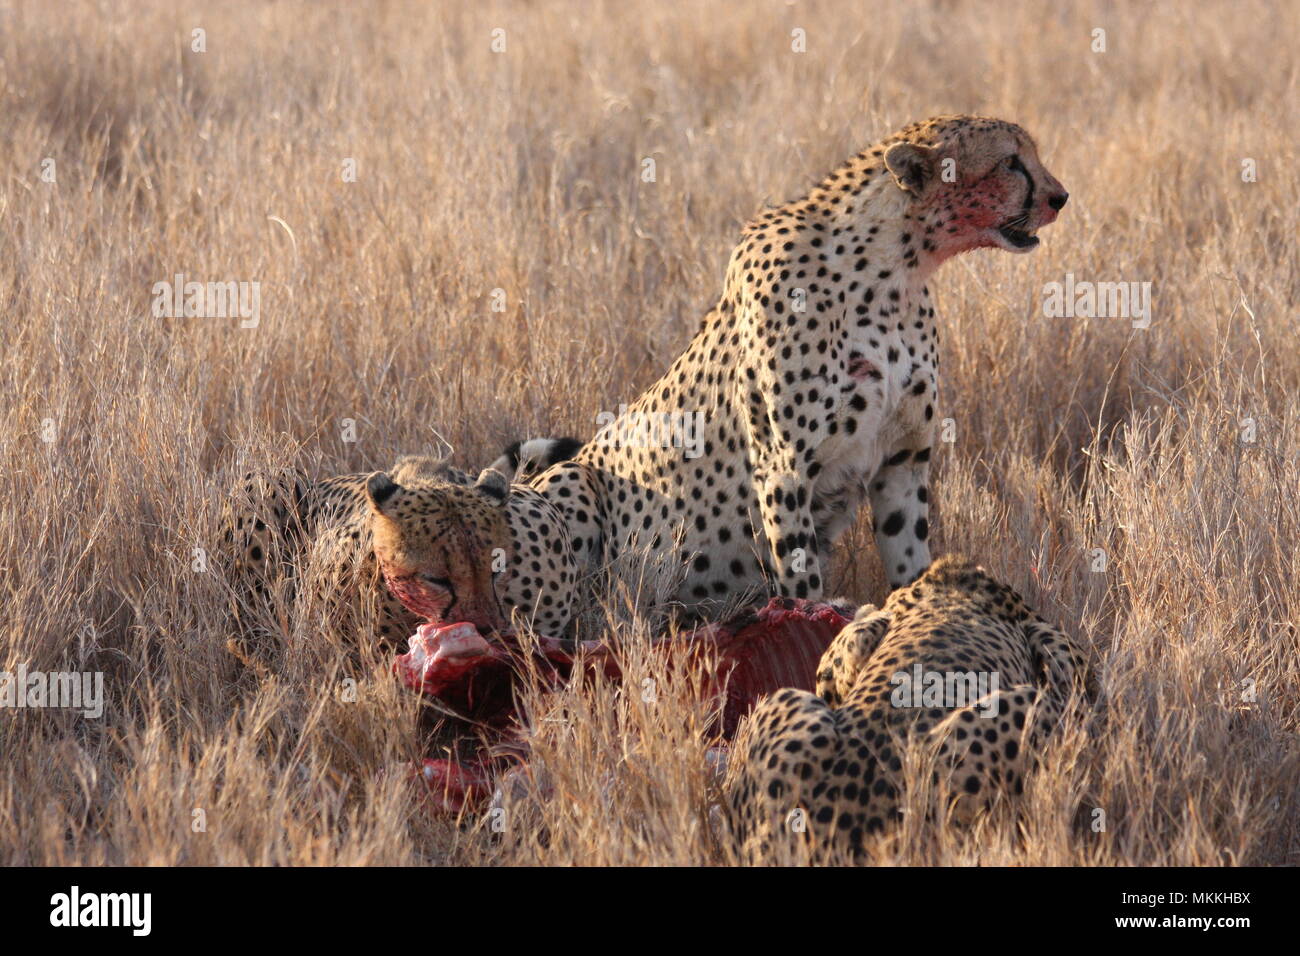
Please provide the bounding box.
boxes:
[1048,192,1068,211]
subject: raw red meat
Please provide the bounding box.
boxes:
[694,599,854,736]
[413,758,495,814]
[398,598,853,813]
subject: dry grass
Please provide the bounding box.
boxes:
[1,0,1297,865]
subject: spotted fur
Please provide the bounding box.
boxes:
[723,555,1087,860]
[224,455,576,652]
[518,116,1067,619]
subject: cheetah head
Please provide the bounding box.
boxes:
[894,554,1031,622]
[882,115,1067,258]
[365,468,513,634]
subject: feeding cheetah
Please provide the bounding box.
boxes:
[224,455,577,657]
[515,115,1067,619]
[721,555,1088,860]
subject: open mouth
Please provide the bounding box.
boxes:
[997,214,1039,249]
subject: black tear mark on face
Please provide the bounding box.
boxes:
[1009,155,1034,211]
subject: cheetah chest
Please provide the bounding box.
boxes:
[812,298,937,506]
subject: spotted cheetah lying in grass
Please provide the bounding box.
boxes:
[722,555,1088,859]
[224,455,577,659]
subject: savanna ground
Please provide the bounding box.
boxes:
[1,0,1297,866]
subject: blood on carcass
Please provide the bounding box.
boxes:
[397,598,852,813]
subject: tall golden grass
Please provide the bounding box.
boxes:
[1,0,1296,865]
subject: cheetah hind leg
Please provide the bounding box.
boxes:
[929,683,1064,825]
[1025,619,1092,701]
[221,468,311,675]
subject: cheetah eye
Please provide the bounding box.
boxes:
[1007,155,1029,176]
[420,574,453,591]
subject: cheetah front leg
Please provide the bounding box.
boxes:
[931,685,1048,824]
[752,465,824,601]
[868,444,933,589]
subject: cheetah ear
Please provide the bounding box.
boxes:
[474,468,509,503]
[884,142,939,197]
[365,472,401,513]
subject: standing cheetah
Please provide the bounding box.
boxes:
[522,116,1067,618]
[722,555,1088,860]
